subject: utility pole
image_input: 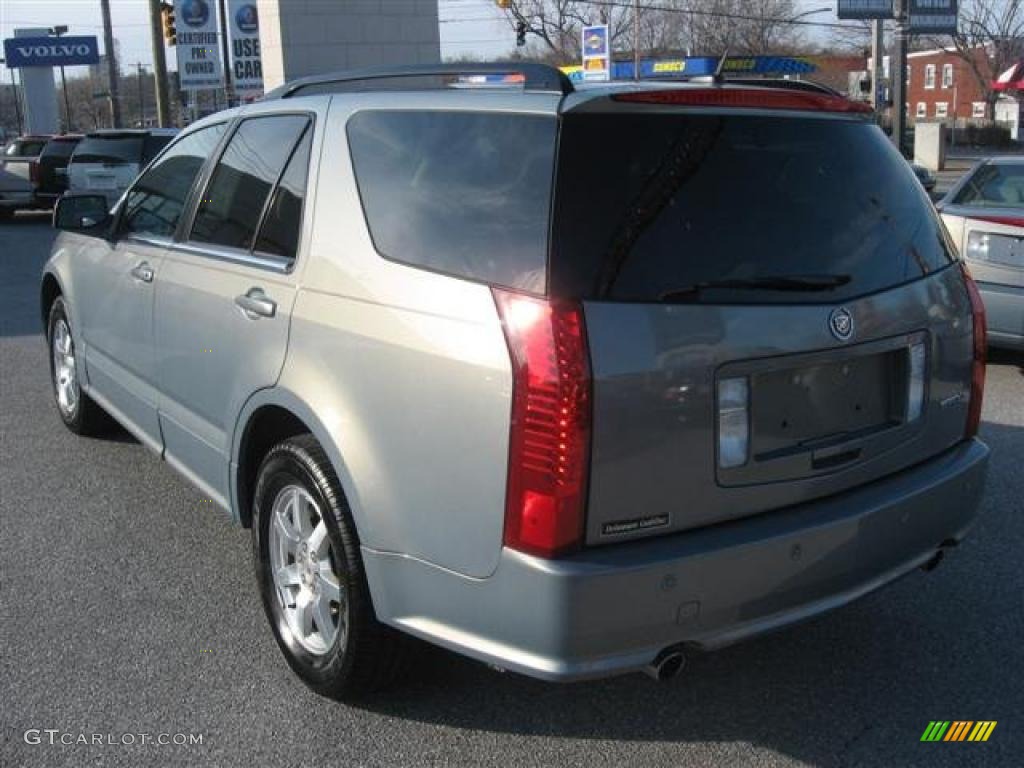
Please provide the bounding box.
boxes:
[633,0,640,81]
[218,0,235,107]
[50,27,73,132]
[870,19,884,113]
[147,0,170,127]
[100,0,121,128]
[891,0,909,156]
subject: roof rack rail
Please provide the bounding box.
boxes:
[263,62,575,100]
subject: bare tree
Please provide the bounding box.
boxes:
[929,0,1024,110]
[498,0,806,64]
[499,0,636,64]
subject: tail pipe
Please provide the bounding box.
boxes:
[921,539,959,573]
[644,647,686,682]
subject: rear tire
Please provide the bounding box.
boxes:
[47,297,109,435]
[252,434,408,699]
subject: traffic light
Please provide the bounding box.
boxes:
[516,21,527,47]
[160,1,176,46]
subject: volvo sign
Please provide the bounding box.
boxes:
[2,35,99,68]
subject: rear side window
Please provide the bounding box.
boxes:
[191,114,310,252]
[953,163,1024,208]
[347,110,557,292]
[120,123,226,238]
[73,136,144,164]
[551,113,955,303]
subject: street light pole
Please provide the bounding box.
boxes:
[136,62,146,126]
[892,0,909,155]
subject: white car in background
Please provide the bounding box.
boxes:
[67,129,177,206]
[939,156,1024,350]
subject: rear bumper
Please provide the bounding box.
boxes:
[364,439,988,681]
[0,190,36,209]
[978,281,1024,349]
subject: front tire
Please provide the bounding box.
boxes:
[47,297,108,435]
[252,434,408,699]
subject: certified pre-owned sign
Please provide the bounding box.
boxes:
[2,36,100,68]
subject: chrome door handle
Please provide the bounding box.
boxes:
[235,288,276,319]
[130,262,154,283]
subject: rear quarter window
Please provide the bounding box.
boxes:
[73,136,144,164]
[551,112,955,303]
[346,110,557,293]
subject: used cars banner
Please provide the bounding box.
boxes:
[227,0,263,99]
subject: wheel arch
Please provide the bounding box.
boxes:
[231,389,367,539]
[40,270,64,332]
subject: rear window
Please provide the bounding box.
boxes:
[41,139,80,158]
[142,134,174,164]
[73,136,144,164]
[551,113,955,303]
[953,162,1024,208]
[347,110,557,292]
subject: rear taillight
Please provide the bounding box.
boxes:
[29,161,39,184]
[612,88,874,114]
[961,263,987,438]
[493,289,591,558]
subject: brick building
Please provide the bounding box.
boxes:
[905,47,990,124]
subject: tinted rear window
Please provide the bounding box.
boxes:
[953,163,1024,208]
[347,110,557,292]
[142,134,174,164]
[74,136,144,164]
[551,113,954,303]
[41,139,80,158]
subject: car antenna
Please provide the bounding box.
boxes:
[712,49,730,85]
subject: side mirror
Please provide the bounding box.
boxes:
[53,194,111,234]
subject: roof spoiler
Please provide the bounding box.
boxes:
[263,62,575,99]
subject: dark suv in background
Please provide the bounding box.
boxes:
[33,134,83,206]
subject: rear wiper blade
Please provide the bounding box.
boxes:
[660,274,851,302]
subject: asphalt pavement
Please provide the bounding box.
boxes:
[2,212,1022,768]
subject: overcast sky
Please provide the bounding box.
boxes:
[1,0,839,80]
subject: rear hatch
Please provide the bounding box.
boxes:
[551,92,976,545]
[69,133,145,197]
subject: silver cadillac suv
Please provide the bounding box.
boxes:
[41,64,990,699]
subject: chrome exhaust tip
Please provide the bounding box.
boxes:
[644,648,686,682]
